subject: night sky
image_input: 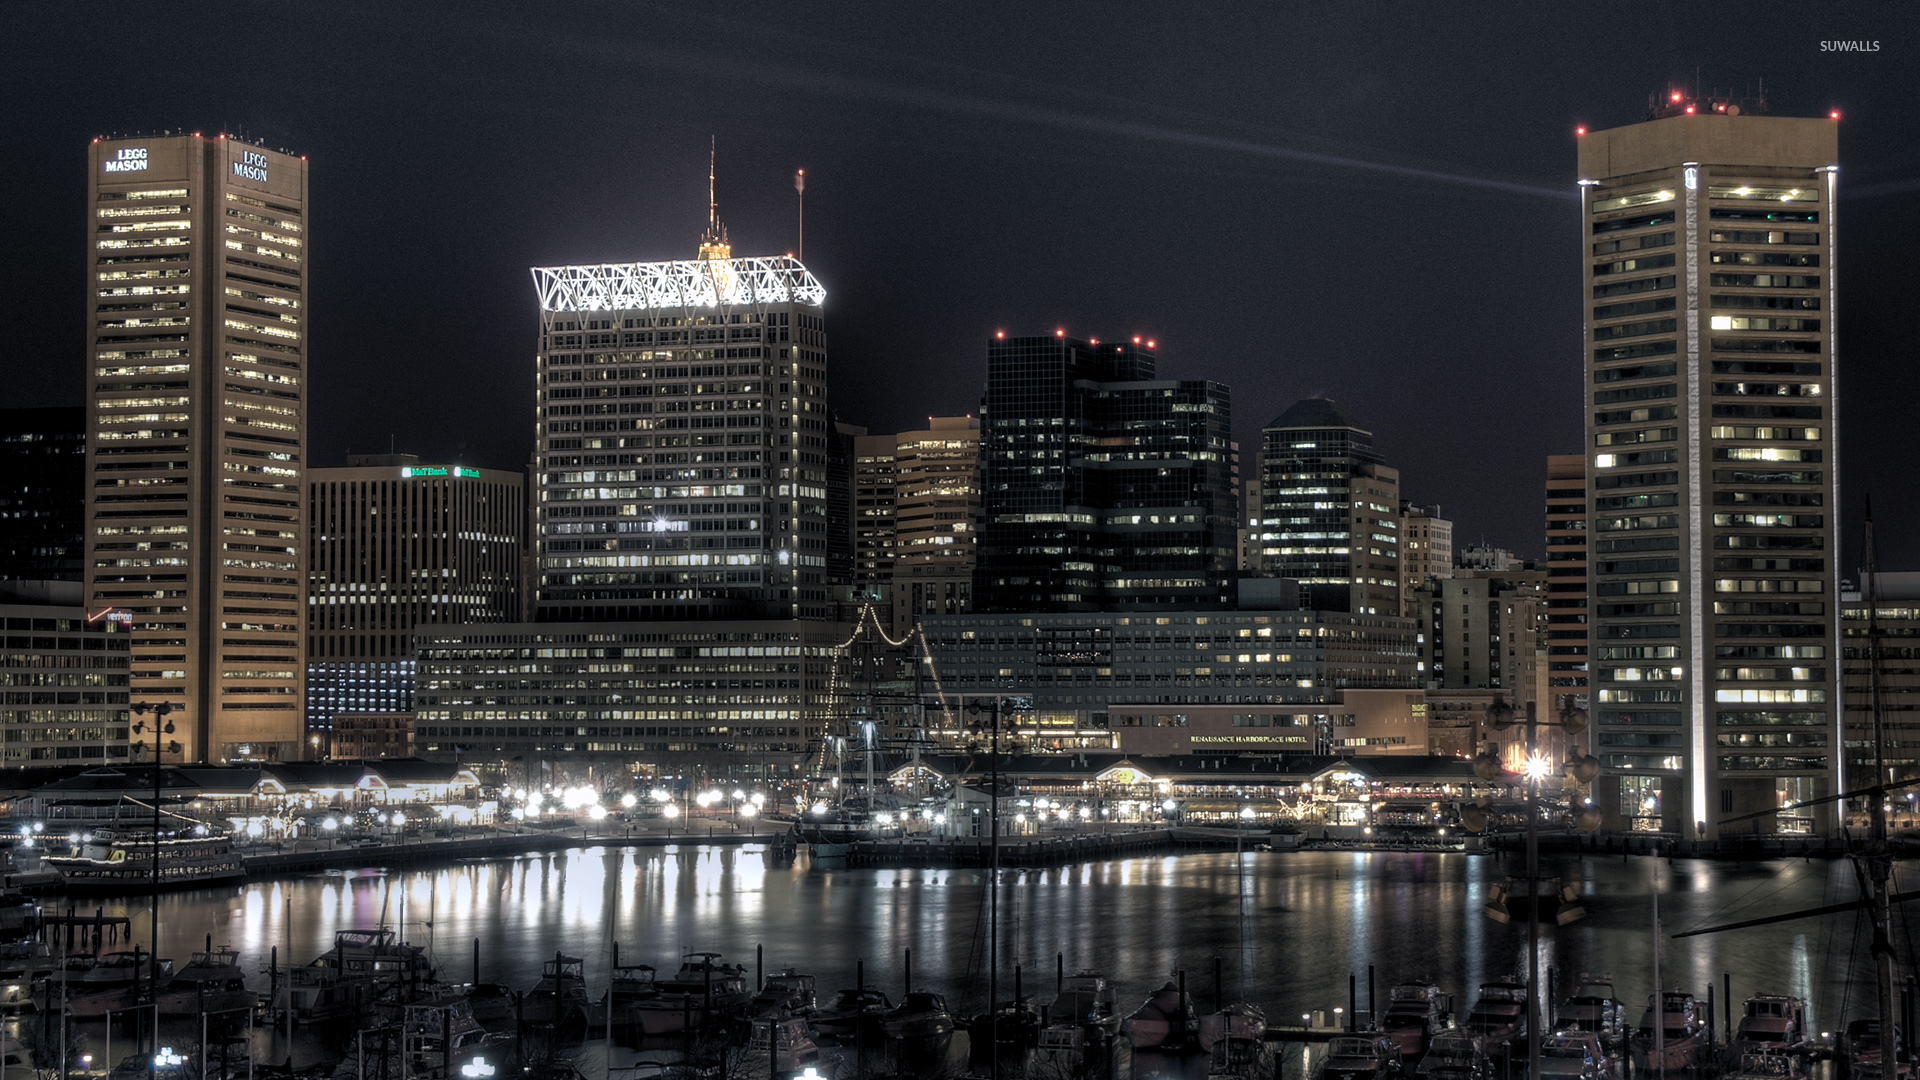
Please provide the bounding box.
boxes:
[6,3,1918,564]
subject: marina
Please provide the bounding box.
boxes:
[0,843,1906,1077]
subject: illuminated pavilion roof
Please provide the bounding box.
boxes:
[530,256,825,313]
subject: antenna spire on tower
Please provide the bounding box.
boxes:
[698,136,731,261]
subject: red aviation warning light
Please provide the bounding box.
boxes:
[1575,126,1587,136]
[1055,329,1065,337]
[1831,110,1842,120]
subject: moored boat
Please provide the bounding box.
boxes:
[1198,1001,1267,1055]
[1628,989,1711,1073]
[625,952,749,1035]
[738,1016,842,1079]
[521,953,592,1042]
[1416,1030,1485,1080]
[1381,980,1448,1059]
[879,991,955,1041]
[288,928,433,1024]
[810,986,891,1042]
[1124,979,1196,1051]
[1733,994,1810,1059]
[748,968,817,1019]
[1315,1034,1400,1080]
[1049,970,1119,1035]
[1553,973,1625,1055]
[45,819,245,893]
[1464,976,1529,1056]
[156,946,253,1018]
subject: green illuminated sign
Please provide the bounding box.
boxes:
[399,466,482,479]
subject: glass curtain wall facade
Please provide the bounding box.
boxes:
[84,134,308,763]
[976,334,1235,612]
[1580,106,1840,837]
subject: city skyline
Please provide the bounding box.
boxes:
[6,5,1918,566]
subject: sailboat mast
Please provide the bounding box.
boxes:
[1653,859,1665,1080]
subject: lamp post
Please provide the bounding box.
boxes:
[129,700,178,1080]
[1475,696,1599,1080]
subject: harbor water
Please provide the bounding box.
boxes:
[16,842,1910,1074]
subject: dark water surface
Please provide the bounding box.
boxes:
[27,843,1915,1070]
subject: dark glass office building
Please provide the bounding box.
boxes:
[975,333,1236,612]
[0,407,86,582]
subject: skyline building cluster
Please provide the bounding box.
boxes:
[0,98,1892,839]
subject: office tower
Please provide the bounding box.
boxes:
[306,455,526,741]
[1256,398,1401,615]
[1419,571,1548,696]
[529,185,831,621]
[850,430,898,609]
[0,408,86,581]
[975,333,1236,612]
[1545,455,1590,710]
[0,581,133,763]
[85,134,309,763]
[1400,502,1454,607]
[1581,100,1839,837]
[891,415,981,630]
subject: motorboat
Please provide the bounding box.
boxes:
[1314,1034,1400,1080]
[1536,1031,1606,1080]
[748,968,817,1019]
[1628,990,1711,1073]
[1553,974,1626,1055]
[156,946,253,1018]
[1416,1030,1485,1080]
[1733,994,1810,1058]
[1381,980,1449,1059]
[1464,976,1529,1056]
[809,987,892,1042]
[288,928,433,1024]
[737,1016,843,1079]
[625,953,750,1035]
[1124,979,1197,1050]
[521,953,592,1042]
[1198,1001,1267,1054]
[61,950,174,1020]
[1049,970,1119,1035]
[879,991,955,1040]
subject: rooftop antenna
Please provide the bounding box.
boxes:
[795,168,806,261]
[697,137,730,260]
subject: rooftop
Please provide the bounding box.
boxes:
[1264,397,1367,433]
[531,257,825,313]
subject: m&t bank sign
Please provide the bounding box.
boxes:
[233,151,268,182]
[103,147,148,173]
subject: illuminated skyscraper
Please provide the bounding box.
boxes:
[1580,97,1839,837]
[529,175,831,621]
[306,456,526,739]
[1256,398,1401,615]
[84,134,308,763]
[975,334,1235,612]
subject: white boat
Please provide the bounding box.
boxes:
[288,928,433,1024]
[45,820,244,892]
